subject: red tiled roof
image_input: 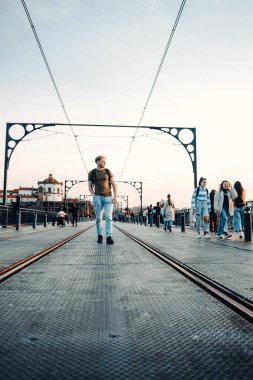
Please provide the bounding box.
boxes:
[38,173,62,185]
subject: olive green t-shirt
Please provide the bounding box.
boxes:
[88,169,113,196]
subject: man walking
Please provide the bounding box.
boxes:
[88,155,117,244]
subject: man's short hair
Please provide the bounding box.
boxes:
[95,155,106,163]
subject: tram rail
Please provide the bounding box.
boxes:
[115,225,253,323]
[1,222,252,323]
[0,224,94,283]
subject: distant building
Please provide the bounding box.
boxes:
[38,173,64,203]
[0,187,38,205]
[0,174,95,215]
[0,173,63,207]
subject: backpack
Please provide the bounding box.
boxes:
[91,168,111,188]
[196,186,209,198]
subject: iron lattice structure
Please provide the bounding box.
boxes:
[3,123,197,208]
[117,195,129,211]
[65,180,138,212]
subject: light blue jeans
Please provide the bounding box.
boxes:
[233,207,245,231]
[195,200,209,233]
[93,195,113,237]
[217,207,229,236]
[166,220,173,230]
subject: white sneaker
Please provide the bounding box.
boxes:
[234,231,240,239]
[204,233,210,239]
[239,231,244,239]
[197,233,202,239]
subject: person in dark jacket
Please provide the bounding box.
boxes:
[59,203,67,213]
[154,202,161,227]
[70,201,79,226]
[233,181,246,239]
[147,205,152,224]
[209,189,218,233]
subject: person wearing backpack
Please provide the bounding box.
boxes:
[88,155,118,244]
[191,177,211,239]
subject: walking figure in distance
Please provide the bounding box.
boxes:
[233,181,246,239]
[214,180,237,239]
[88,155,117,244]
[209,189,218,233]
[162,194,175,232]
[191,177,211,239]
[70,201,79,227]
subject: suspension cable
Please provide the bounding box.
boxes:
[20,0,89,173]
[119,0,187,180]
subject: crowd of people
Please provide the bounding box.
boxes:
[57,161,247,245]
[142,194,175,231]
[191,177,246,239]
[57,201,83,227]
[143,177,246,240]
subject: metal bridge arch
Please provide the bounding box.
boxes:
[64,179,140,212]
[3,122,197,206]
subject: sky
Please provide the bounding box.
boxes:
[0,0,253,209]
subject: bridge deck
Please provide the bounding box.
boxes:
[0,222,252,379]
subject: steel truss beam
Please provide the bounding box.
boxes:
[65,179,140,212]
[3,123,197,207]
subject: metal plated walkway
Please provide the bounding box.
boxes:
[0,222,252,379]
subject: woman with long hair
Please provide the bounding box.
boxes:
[214,180,237,239]
[191,177,211,239]
[233,181,246,238]
[162,194,175,232]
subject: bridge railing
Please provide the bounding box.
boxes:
[116,206,252,232]
[174,209,191,227]
[0,205,56,227]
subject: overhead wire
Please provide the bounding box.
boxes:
[24,128,164,142]
[20,0,89,173]
[119,0,187,180]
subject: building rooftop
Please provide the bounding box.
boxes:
[38,173,62,185]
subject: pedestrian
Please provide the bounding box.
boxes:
[59,202,67,213]
[154,202,161,227]
[57,210,66,226]
[59,202,68,223]
[11,195,21,214]
[209,190,218,233]
[88,155,117,244]
[233,181,246,239]
[191,177,211,239]
[70,201,79,226]
[214,180,237,239]
[143,208,148,225]
[160,203,165,226]
[162,194,175,232]
[147,205,152,224]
